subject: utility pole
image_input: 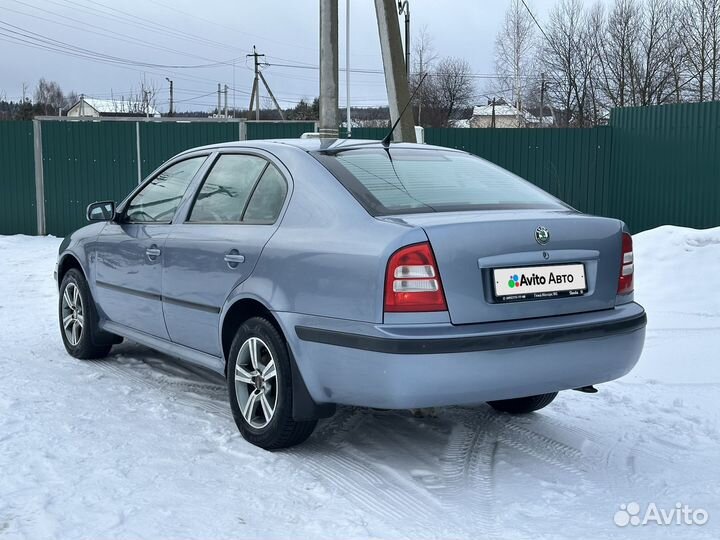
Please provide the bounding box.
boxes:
[398,1,410,77]
[224,84,228,118]
[217,83,221,117]
[165,78,174,116]
[247,46,285,121]
[539,72,546,126]
[375,0,415,142]
[491,98,496,128]
[346,0,351,136]
[247,46,265,121]
[319,0,339,138]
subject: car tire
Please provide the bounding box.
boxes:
[59,268,115,359]
[227,316,317,450]
[487,392,558,414]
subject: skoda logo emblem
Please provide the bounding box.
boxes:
[535,226,550,245]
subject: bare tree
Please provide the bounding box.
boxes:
[114,76,159,116]
[422,57,475,127]
[34,78,66,115]
[682,0,720,101]
[664,4,689,102]
[597,0,641,107]
[543,0,596,126]
[494,0,538,119]
[410,25,438,125]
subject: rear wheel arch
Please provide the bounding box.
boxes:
[220,297,335,421]
[221,298,281,372]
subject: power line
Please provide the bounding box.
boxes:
[520,0,550,42]
[52,0,248,55]
[0,20,242,69]
[6,1,233,65]
[267,61,543,80]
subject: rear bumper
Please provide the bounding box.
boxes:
[278,303,646,409]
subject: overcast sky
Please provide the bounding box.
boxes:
[1,0,565,112]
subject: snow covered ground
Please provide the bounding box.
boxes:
[0,226,718,540]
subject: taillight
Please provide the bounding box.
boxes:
[618,232,634,294]
[384,242,447,312]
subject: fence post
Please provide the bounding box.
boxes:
[135,121,142,184]
[239,120,247,141]
[32,119,46,236]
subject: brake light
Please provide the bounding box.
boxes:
[618,233,634,294]
[384,242,447,312]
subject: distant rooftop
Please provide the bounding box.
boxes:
[70,97,160,117]
[472,103,539,123]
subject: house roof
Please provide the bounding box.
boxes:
[472,103,539,123]
[73,97,160,116]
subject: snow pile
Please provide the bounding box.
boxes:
[0,227,719,540]
[630,225,720,384]
[634,225,720,328]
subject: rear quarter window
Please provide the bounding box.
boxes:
[313,148,563,215]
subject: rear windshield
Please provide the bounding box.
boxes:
[313,148,563,215]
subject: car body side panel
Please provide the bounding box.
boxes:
[163,224,280,356]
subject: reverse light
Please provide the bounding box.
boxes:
[618,232,634,294]
[384,242,447,312]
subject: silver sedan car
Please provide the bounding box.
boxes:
[56,139,646,449]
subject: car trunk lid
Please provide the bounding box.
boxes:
[382,209,623,324]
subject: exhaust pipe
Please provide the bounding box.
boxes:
[573,385,598,393]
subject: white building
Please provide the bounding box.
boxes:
[468,103,544,128]
[66,97,160,118]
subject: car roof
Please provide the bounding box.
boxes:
[180,138,463,156]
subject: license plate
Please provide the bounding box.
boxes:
[493,263,586,302]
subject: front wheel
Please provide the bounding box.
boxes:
[227,317,317,450]
[59,269,114,359]
[487,392,558,414]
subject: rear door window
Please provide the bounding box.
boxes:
[188,154,287,224]
[243,164,288,223]
[189,155,267,222]
[313,148,563,215]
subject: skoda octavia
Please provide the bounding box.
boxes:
[55,139,646,449]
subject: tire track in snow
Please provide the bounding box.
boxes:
[290,408,447,533]
[435,420,500,537]
[86,351,230,418]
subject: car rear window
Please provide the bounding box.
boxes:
[313,148,563,215]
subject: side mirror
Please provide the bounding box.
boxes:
[86,200,116,222]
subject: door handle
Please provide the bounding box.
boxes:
[224,251,245,268]
[146,246,161,260]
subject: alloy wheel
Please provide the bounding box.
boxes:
[61,282,84,346]
[234,337,278,429]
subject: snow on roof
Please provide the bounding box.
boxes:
[76,97,160,116]
[472,103,539,123]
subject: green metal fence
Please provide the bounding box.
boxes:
[0,121,36,235]
[0,107,718,237]
[41,121,138,236]
[611,103,720,231]
[246,121,316,140]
